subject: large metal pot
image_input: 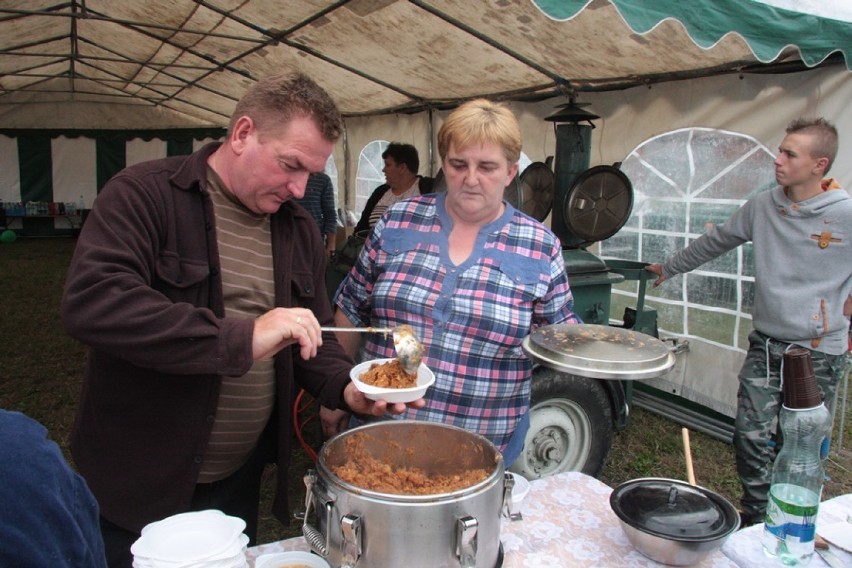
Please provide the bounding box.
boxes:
[303,421,507,568]
[609,478,740,566]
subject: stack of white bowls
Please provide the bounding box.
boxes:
[131,510,249,568]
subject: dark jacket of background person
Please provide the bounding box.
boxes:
[60,143,353,534]
[352,175,434,234]
[0,410,107,567]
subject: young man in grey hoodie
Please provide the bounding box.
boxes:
[646,117,852,526]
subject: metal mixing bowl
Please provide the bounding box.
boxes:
[609,477,740,566]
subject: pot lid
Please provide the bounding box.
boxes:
[558,165,633,248]
[610,478,739,541]
[522,324,674,380]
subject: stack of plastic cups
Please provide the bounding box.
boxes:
[761,348,832,565]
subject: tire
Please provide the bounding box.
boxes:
[510,367,613,478]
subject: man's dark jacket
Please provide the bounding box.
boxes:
[61,143,352,533]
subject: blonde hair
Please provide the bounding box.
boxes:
[437,99,522,164]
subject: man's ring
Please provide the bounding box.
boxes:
[296,316,301,324]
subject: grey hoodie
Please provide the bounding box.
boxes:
[663,182,852,355]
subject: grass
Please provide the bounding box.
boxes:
[1,237,850,547]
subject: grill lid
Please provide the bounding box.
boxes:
[559,165,633,248]
[505,161,554,222]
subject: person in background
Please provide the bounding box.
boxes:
[646,117,852,527]
[325,142,436,306]
[61,72,422,568]
[331,99,581,464]
[353,142,434,234]
[0,409,107,567]
[295,171,337,256]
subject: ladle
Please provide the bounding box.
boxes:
[392,324,425,375]
[321,324,425,375]
[320,326,393,335]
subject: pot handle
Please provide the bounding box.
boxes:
[502,473,522,521]
[456,516,478,568]
[302,470,331,558]
[664,337,690,355]
[340,514,363,566]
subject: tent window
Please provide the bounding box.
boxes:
[355,140,388,221]
[600,127,775,351]
[322,156,340,225]
[517,153,532,175]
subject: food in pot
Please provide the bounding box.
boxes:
[358,359,417,388]
[331,433,490,494]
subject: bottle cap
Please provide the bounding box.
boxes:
[782,348,821,409]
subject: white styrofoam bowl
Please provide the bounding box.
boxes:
[509,472,531,504]
[131,510,246,563]
[350,358,435,404]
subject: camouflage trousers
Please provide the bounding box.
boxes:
[734,330,847,524]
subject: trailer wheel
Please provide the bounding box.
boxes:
[510,368,613,478]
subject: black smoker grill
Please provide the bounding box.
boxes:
[507,97,656,335]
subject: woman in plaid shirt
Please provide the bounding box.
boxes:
[332,99,580,465]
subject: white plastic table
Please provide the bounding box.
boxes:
[721,493,852,567]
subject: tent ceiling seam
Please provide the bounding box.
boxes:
[411,0,564,88]
[197,0,426,104]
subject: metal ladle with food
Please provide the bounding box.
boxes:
[321,324,424,374]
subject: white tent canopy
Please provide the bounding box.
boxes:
[0,0,849,128]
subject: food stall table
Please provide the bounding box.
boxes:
[4,213,83,236]
[721,493,852,567]
[248,471,737,567]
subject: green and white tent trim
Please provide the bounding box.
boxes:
[0,130,223,234]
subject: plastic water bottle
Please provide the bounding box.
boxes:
[761,348,831,565]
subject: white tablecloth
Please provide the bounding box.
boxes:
[248,471,737,567]
[721,493,852,567]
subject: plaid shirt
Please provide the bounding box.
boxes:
[336,193,579,451]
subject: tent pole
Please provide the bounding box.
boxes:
[427,107,435,177]
[342,123,351,212]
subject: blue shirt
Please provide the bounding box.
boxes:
[0,410,107,567]
[336,193,580,451]
[295,172,337,237]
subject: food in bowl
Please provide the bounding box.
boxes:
[358,359,417,388]
[349,358,435,404]
[254,550,330,568]
[330,430,490,495]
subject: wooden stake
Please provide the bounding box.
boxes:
[682,427,697,486]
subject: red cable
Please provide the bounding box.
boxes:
[293,389,319,462]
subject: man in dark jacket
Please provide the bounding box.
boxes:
[353,142,434,234]
[61,73,422,567]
